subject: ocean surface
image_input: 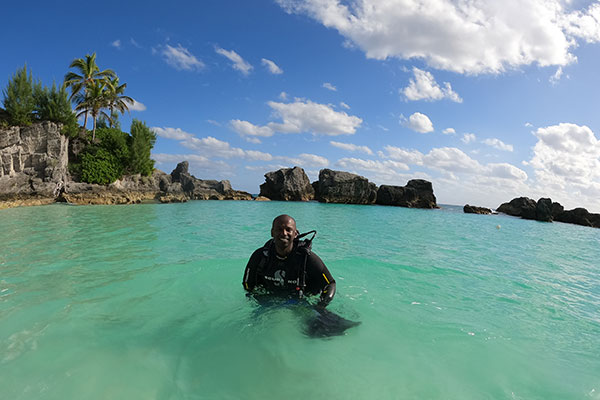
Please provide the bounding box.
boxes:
[1,200,599,400]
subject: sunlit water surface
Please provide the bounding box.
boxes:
[1,201,599,399]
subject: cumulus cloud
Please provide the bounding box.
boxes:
[462,133,476,144]
[261,58,283,74]
[161,44,204,71]
[483,138,514,152]
[153,153,234,176]
[277,153,330,168]
[402,68,462,102]
[111,39,121,49]
[443,128,456,135]
[340,102,350,109]
[402,112,434,133]
[230,99,363,141]
[381,145,527,181]
[276,0,600,74]
[129,99,146,112]
[216,47,253,75]
[322,82,337,91]
[330,141,373,155]
[152,126,272,161]
[529,123,600,192]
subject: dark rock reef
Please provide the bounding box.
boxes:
[313,169,377,204]
[497,197,599,228]
[376,180,437,209]
[259,166,314,201]
[463,204,492,214]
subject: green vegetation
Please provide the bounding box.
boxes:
[2,54,156,186]
[2,65,35,126]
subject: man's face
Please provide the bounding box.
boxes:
[271,217,298,253]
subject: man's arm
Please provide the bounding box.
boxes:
[305,253,336,308]
[242,249,263,292]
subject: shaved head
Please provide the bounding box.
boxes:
[272,214,296,229]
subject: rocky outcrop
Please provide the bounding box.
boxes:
[497,197,599,228]
[314,169,377,204]
[0,122,68,202]
[259,166,314,201]
[464,204,492,214]
[376,180,437,209]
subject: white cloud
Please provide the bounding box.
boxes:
[549,66,564,84]
[525,122,533,127]
[111,39,121,49]
[337,158,410,173]
[261,58,283,74]
[276,153,330,168]
[378,125,389,131]
[483,138,514,152]
[340,102,350,109]
[330,141,373,155]
[443,128,456,135]
[206,120,222,127]
[216,47,253,75]
[462,133,476,144]
[402,112,434,133]
[276,0,600,74]
[153,153,234,176]
[323,82,337,91]
[231,99,363,140]
[529,124,600,199]
[380,146,424,165]
[279,92,288,100]
[152,126,272,161]
[130,38,141,48]
[402,68,462,102]
[129,99,146,112]
[161,44,204,71]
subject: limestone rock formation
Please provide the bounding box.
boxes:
[464,204,492,214]
[497,197,599,228]
[314,169,377,204]
[259,166,314,201]
[376,180,437,209]
[0,122,68,201]
[169,161,251,201]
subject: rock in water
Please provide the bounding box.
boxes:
[259,166,315,201]
[376,179,437,209]
[314,169,377,204]
[464,204,492,214]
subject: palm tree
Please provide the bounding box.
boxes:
[73,80,111,140]
[64,53,115,129]
[105,76,134,127]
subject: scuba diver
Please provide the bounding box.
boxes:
[242,214,336,308]
[243,215,359,337]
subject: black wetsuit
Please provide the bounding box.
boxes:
[242,240,336,307]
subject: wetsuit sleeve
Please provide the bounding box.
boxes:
[305,252,336,307]
[243,249,263,292]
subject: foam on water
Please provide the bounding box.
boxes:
[1,201,599,399]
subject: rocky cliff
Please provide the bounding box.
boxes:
[0,122,68,206]
[0,123,252,208]
[314,169,377,204]
[259,166,314,201]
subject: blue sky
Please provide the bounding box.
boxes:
[3,0,600,211]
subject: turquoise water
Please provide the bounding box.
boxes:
[1,201,599,399]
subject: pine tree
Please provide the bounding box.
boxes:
[129,119,157,176]
[2,65,35,126]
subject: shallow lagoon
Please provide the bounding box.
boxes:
[1,201,599,399]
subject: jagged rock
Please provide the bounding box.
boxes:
[0,122,68,202]
[259,166,315,201]
[535,198,554,222]
[254,196,271,201]
[376,180,437,209]
[555,208,600,228]
[497,197,537,217]
[464,204,492,214]
[158,193,188,203]
[314,169,377,204]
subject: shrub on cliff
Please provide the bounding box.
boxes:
[2,65,35,126]
[33,82,79,137]
[128,119,156,176]
[80,147,122,185]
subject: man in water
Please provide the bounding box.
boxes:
[242,214,336,308]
